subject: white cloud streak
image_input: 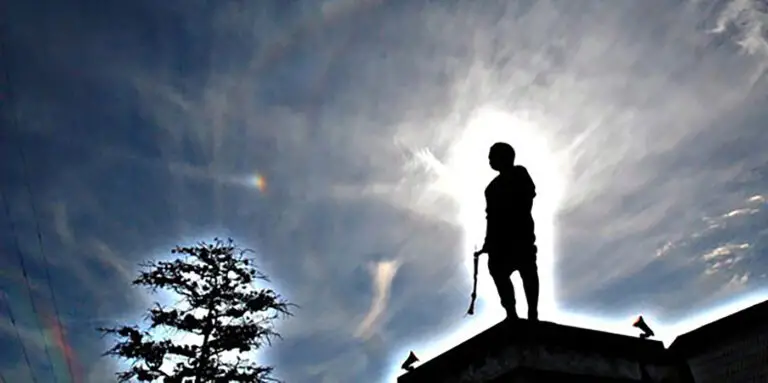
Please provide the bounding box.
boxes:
[355,260,400,340]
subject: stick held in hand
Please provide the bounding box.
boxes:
[466,250,482,316]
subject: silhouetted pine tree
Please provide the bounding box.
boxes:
[97,238,293,382]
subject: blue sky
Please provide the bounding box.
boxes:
[1,0,767,382]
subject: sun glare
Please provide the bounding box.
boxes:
[388,108,768,383]
[385,106,567,381]
[447,106,566,319]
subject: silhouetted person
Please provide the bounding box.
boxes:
[474,142,539,322]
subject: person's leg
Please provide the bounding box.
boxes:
[488,256,517,319]
[518,259,539,321]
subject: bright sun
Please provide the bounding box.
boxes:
[445,106,565,320]
[389,106,768,381]
[386,106,569,374]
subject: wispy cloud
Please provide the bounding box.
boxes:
[702,0,768,84]
[702,243,750,272]
[0,315,48,359]
[355,260,400,340]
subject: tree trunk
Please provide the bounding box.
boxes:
[196,288,218,382]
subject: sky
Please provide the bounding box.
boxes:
[1,0,768,382]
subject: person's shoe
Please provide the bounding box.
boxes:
[528,311,539,322]
[505,310,520,323]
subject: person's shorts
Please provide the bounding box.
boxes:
[487,244,537,274]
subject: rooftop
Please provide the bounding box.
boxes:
[398,299,768,381]
[398,319,669,382]
[668,299,768,355]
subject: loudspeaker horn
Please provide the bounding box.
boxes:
[401,351,420,371]
[633,315,655,339]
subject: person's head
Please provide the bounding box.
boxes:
[489,142,516,172]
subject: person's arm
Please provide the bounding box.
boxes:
[519,167,536,199]
[477,186,493,256]
[478,226,490,255]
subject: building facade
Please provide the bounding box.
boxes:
[669,300,768,383]
[398,319,688,383]
[399,300,768,382]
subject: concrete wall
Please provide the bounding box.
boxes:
[684,324,768,383]
[444,343,680,383]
